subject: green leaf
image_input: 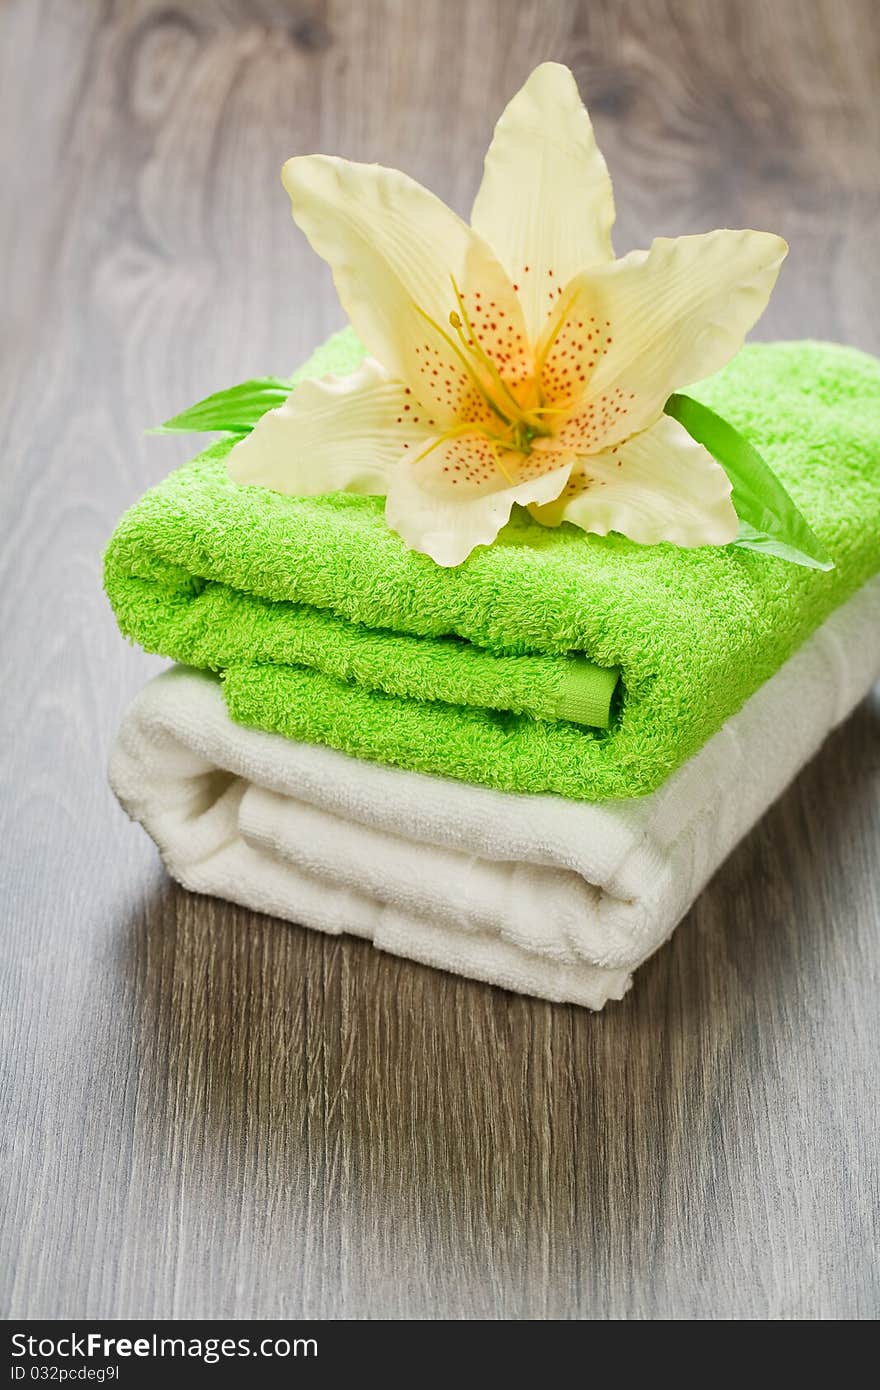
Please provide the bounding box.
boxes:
[664,392,834,571]
[149,377,293,435]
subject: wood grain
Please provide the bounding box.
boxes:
[1,0,878,1320]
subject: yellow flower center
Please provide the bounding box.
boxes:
[409,278,589,485]
[414,277,561,456]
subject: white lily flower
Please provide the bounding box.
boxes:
[228,62,787,566]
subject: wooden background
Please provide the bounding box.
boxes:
[2,0,878,1320]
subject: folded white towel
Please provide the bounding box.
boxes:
[109,576,880,1009]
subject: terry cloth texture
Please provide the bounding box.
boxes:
[105,335,880,801]
[109,575,880,1008]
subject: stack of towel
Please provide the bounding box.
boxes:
[106,333,880,1007]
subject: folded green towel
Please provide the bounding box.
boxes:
[105,334,880,801]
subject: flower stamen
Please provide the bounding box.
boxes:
[447,277,552,440]
[412,302,511,427]
[449,279,527,422]
[409,422,476,467]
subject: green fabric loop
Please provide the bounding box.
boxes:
[554,659,618,729]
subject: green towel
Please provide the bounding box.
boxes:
[105,334,880,801]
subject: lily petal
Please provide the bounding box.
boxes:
[532,414,738,548]
[471,62,615,342]
[551,230,787,449]
[282,155,532,427]
[534,279,611,409]
[385,432,572,566]
[227,357,429,496]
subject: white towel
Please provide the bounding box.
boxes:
[109,576,880,1009]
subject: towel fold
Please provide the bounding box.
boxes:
[109,574,880,1008]
[105,336,880,800]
